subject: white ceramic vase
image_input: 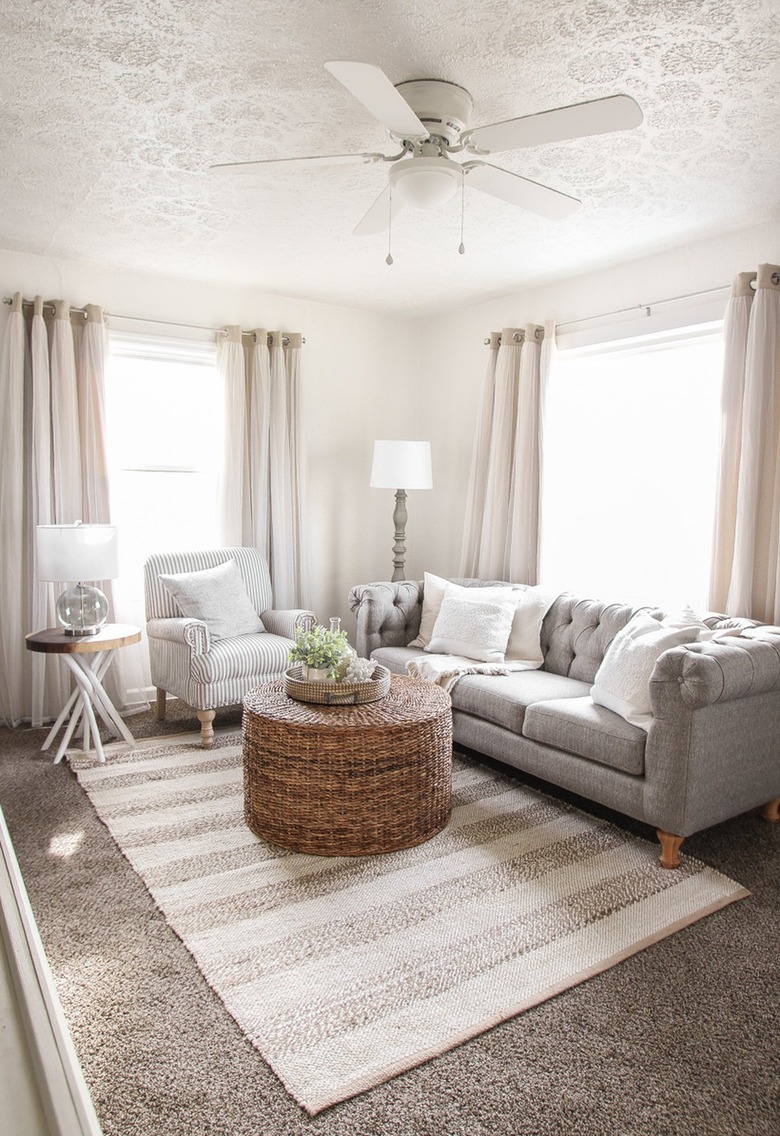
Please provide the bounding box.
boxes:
[304,665,331,682]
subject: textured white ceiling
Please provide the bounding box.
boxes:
[1,0,779,317]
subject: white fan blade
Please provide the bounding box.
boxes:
[353,184,405,236]
[209,152,385,175]
[325,61,429,140]
[464,162,580,220]
[464,94,643,155]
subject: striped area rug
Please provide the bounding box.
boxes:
[72,733,748,1116]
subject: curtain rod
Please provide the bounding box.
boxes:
[484,283,733,343]
[1,297,305,344]
[555,283,731,333]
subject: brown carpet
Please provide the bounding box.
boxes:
[1,701,779,1135]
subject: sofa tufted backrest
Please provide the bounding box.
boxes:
[349,577,764,680]
[541,594,665,683]
[348,577,518,658]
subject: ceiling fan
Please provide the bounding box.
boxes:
[209,61,643,236]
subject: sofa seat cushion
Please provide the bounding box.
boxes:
[523,697,646,775]
[451,672,592,734]
[190,633,292,684]
[371,646,424,675]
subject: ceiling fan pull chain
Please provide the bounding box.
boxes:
[458,169,466,255]
[386,183,394,265]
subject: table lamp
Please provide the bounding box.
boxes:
[36,522,119,636]
[370,440,432,581]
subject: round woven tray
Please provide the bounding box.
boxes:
[284,663,391,705]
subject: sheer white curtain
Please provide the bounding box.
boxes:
[219,326,308,608]
[460,322,554,582]
[0,293,138,727]
[0,295,27,724]
[709,264,780,622]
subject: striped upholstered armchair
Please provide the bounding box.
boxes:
[144,547,313,747]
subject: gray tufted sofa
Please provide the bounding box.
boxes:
[348,579,780,867]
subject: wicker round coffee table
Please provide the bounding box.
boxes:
[242,675,452,856]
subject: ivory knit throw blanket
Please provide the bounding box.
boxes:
[406,653,539,692]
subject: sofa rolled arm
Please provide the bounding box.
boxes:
[146,617,211,655]
[348,581,423,658]
[650,632,780,711]
[261,608,316,640]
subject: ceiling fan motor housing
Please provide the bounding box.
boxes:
[394,79,474,145]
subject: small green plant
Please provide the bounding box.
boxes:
[289,624,350,679]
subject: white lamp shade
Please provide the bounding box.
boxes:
[370,441,433,490]
[36,523,119,583]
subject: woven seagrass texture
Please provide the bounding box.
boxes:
[283,663,391,705]
[242,675,452,856]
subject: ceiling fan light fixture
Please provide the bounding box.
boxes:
[389,157,462,209]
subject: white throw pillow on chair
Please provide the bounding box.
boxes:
[159,559,265,640]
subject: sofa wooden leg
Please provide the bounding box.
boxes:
[155,688,167,722]
[196,709,216,749]
[656,829,684,869]
[761,798,780,822]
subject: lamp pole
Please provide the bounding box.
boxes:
[391,489,408,581]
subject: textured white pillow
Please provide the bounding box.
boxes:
[408,572,519,649]
[505,586,557,665]
[425,588,518,662]
[591,613,699,730]
[159,559,264,640]
[408,572,449,648]
[665,604,746,641]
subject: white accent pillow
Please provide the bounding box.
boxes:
[426,588,519,663]
[408,572,448,648]
[664,604,746,641]
[505,585,557,665]
[408,572,519,649]
[591,613,700,730]
[159,559,264,641]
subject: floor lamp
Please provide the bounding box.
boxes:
[370,440,432,581]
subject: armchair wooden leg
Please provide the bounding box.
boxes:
[196,709,216,749]
[155,688,167,722]
[656,829,684,869]
[761,798,780,822]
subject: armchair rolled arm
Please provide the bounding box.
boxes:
[348,581,423,658]
[261,609,316,640]
[146,617,211,655]
[650,631,780,711]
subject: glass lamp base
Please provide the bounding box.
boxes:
[56,583,109,636]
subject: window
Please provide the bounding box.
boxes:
[539,325,724,610]
[105,334,224,637]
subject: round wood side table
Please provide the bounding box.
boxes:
[242,674,452,856]
[25,624,141,764]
